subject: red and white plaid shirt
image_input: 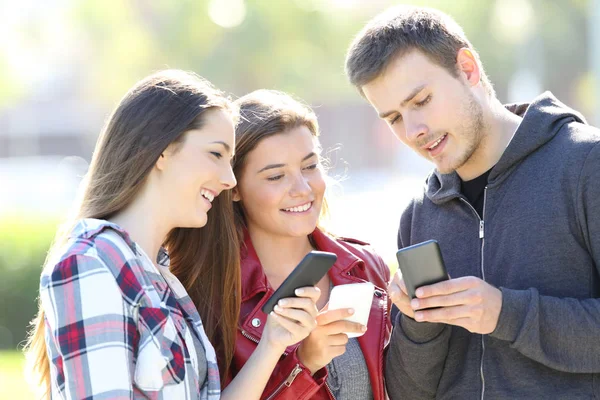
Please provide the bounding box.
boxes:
[40,219,221,399]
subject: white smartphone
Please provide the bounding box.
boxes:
[328,282,375,338]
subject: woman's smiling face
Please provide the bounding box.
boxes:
[233,125,326,239]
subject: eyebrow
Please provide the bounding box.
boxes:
[211,141,233,154]
[378,84,427,119]
[257,152,317,173]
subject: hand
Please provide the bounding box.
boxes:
[388,271,415,319]
[262,286,320,352]
[297,306,367,375]
[409,276,503,334]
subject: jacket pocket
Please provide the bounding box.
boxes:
[134,305,188,391]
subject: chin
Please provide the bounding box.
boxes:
[434,154,465,175]
[436,165,456,174]
[284,224,317,238]
[189,213,208,228]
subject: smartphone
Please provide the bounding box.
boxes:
[396,240,449,300]
[261,251,337,314]
[328,282,374,338]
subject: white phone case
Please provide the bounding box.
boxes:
[328,282,375,338]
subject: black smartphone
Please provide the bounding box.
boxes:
[396,240,449,299]
[261,251,337,314]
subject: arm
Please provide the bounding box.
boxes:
[222,289,321,400]
[385,202,451,400]
[250,308,363,400]
[411,143,600,373]
[223,346,327,400]
[40,254,135,399]
[248,346,327,400]
[222,335,293,400]
[488,141,600,373]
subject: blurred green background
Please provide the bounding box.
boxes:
[2,0,599,398]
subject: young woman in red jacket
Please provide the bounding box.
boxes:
[225,90,392,400]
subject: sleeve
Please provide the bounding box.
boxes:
[40,254,137,399]
[489,141,600,373]
[386,200,451,400]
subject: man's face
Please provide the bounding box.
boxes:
[362,50,485,175]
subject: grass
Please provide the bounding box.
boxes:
[0,350,34,400]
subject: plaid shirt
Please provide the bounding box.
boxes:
[40,219,221,399]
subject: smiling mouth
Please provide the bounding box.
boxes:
[281,202,312,213]
[200,189,215,203]
[426,134,448,151]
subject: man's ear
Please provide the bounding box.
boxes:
[456,47,481,88]
[232,187,241,202]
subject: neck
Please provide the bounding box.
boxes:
[248,227,315,280]
[109,190,170,266]
[456,97,522,181]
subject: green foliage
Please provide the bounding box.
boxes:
[66,0,517,104]
[0,350,34,400]
[0,217,58,350]
[1,0,594,112]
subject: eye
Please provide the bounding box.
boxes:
[303,164,318,171]
[390,114,402,126]
[267,174,284,181]
[415,95,432,107]
[211,151,223,159]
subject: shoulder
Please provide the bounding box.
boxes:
[42,227,146,304]
[397,186,429,248]
[336,237,390,283]
[548,122,600,187]
[552,121,600,160]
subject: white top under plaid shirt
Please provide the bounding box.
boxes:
[40,218,221,399]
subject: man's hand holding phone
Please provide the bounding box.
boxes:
[391,240,503,334]
[390,273,503,334]
[297,306,367,375]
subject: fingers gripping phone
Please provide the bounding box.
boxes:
[396,240,449,300]
[261,251,337,314]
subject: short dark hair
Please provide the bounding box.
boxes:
[345,5,494,96]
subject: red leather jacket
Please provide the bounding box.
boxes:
[225,229,392,399]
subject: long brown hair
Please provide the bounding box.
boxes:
[24,69,240,397]
[231,89,331,238]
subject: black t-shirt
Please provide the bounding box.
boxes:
[460,169,492,219]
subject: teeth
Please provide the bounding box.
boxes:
[429,134,446,150]
[284,202,311,213]
[200,189,214,203]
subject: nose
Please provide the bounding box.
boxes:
[403,114,428,144]
[220,164,237,189]
[289,172,311,197]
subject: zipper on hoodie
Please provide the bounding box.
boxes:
[459,186,487,400]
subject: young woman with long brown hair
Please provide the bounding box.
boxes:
[216,90,391,399]
[24,71,319,400]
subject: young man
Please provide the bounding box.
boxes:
[345,5,600,399]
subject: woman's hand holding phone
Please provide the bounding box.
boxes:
[297,306,367,375]
[261,286,321,352]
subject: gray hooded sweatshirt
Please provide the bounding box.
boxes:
[385,92,600,399]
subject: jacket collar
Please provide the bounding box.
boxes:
[240,228,365,302]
